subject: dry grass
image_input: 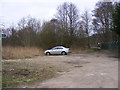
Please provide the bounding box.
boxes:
[2,46,44,59]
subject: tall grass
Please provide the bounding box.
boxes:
[2,46,43,59]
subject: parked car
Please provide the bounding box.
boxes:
[44,46,70,55]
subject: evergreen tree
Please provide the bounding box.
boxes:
[113,3,120,36]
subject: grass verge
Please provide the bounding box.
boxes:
[70,48,97,54]
[70,48,114,55]
[2,61,59,88]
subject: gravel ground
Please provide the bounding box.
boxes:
[18,53,118,88]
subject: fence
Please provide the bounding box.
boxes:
[101,42,120,53]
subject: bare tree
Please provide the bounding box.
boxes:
[56,2,79,46]
[92,2,114,42]
[67,3,79,38]
[17,16,41,46]
[81,10,91,48]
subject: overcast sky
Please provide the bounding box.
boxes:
[0,0,100,28]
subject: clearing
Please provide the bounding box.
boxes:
[3,52,118,88]
[20,52,118,88]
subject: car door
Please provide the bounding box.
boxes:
[57,48,63,54]
[51,48,58,54]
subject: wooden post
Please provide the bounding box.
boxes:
[0,29,2,89]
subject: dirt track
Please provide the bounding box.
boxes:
[21,53,118,88]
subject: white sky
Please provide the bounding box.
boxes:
[0,0,100,28]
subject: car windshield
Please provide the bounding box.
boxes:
[51,48,56,50]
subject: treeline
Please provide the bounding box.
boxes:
[2,1,120,49]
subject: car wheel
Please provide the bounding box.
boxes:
[46,52,50,56]
[61,51,67,55]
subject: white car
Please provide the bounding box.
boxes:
[44,46,70,55]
